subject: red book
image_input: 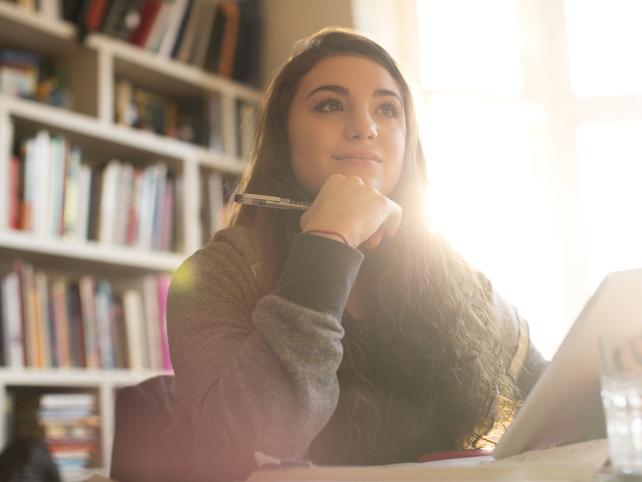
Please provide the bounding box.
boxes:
[218,1,241,78]
[130,0,163,46]
[85,0,109,31]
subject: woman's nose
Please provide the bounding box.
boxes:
[344,110,378,141]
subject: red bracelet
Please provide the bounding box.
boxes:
[304,230,351,247]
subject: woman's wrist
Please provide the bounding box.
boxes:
[303,229,352,247]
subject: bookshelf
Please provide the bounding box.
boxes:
[0,1,260,480]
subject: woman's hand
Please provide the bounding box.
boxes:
[300,174,402,249]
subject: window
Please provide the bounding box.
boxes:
[410,0,642,358]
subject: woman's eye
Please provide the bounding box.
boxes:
[377,102,401,118]
[314,99,343,112]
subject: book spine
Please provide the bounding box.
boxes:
[63,146,82,240]
[2,272,24,368]
[157,274,172,371]
[95,280,115,369]
[34,271,52,368]
[78,276,99,369]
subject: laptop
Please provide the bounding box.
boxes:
[493,268,642,459]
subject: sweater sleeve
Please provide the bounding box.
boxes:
[490,288,548,398]
[167,233,363,481]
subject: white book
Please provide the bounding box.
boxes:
[152,163,168,250]
[40,392,95,409]
[115,163,134,246]
[2,272,24,368]
[137,167,154,250]
[98,160,121,245]
[207,172,223,236]
[145,0,173,52]
[34,271,52,368]
[49,135,67,237]
[32,130,52,237]
[77,165,92,242]
[39,0,59,19]
[123,290,148,370]
[158,0,189,58]
[142,275,161,370]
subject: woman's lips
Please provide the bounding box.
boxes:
[333,152,383,165]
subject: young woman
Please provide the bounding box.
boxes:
[167,27,547,481]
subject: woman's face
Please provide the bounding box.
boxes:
[287,55,406,196]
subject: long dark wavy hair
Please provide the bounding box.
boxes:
[229,27,520,462]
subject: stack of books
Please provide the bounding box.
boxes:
[0,47,73,107]
[38,392,99,480]
[0,261,173,371]
[7,130,184,253]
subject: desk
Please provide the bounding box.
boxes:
[246,439,610,482]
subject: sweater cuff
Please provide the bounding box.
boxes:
[274,233,364,320]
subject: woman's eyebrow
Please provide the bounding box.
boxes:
[305,84,348,98]
[374,88,403,103]
[305,84,402,103]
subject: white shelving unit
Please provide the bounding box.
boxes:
[0,3,261,480]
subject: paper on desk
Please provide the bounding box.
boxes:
[246,439,610,482]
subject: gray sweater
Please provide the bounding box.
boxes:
[167,225,546,481]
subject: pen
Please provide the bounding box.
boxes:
[234,193,311,211]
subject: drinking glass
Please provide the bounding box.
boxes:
[599,335,642,478]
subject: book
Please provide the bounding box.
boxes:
[142,275,161,370]
[51,277,71,368]
[8,155,21,229]
[62,145,82,240]
[77,164,92,241]
[34,271,52,368]
[49,134,67,237]
[144,0,173,52]
[95,279,116,369]
[123,290,147,370]
[191,0,219,68]
[130,0,163,47]
[170,0,195,59]
[157,0,190,58]
[217,0,240,78]
[157,274,172,371]
[175,0,205,63]
[100,0,129,36]
[97,159,120,245]
[233,0,260,83]
[1,271,24,367]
